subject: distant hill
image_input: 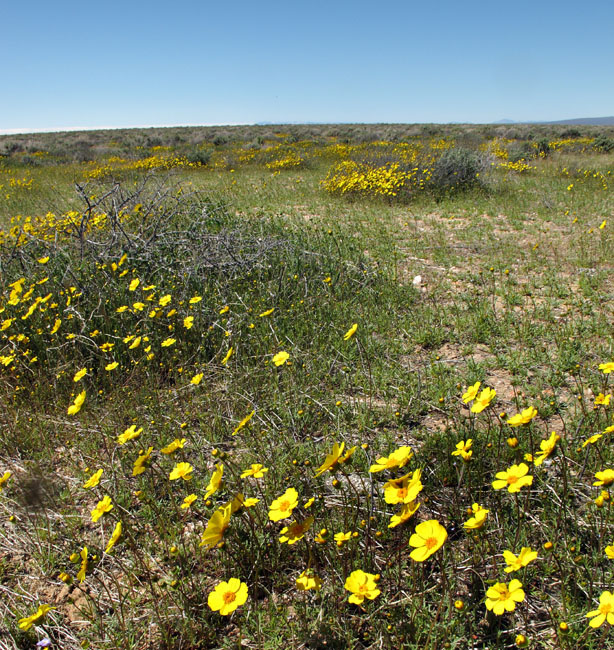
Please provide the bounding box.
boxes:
[545,116,614,126]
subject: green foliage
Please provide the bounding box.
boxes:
[430,147,484,192]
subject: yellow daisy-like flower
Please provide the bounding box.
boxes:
[503,547,538,573]
[343,323,358,340]
[369,445,413,473]
[492,463,533,493]
[240,463,268,479]
[73,367,87,382]
[181,494,198,509]
[451,439,473,461]
[594,469,614,486]
[189,295,202,304]
[187,372,202,386]
[204,463,223,499]
[183,316,194,329]
[296,569,322,591]
[485,579,525,615]
[470,387,496,413]
[279,517,314,544]
[344,570,380,605]
[105,521,122,554]
[17,604,55,631]
[334,531,353,546]
[37,256,50,264]
[232,410,255,436]
[170,462,194,481]
[128,278,140,291]
[105,361,119,371]
[91,495,113,522]
[67,390,86,415]
[0,470,12,490]
[132,447,154,476]
[599,362,614,374]
[159,294,172,307]
[533,431,560,466]
[314,441,357,477]
[595,393,611,406]
[259,307,275,317]
[463,503,489,530]
[409,519,447,562]
[383,469,423,504]
[268,487,299,522]
[388,501,420,528]
[83,469,103,489]
[462,381,481,404]
[221,347,233,365]
[76,546,88,582]
[583,433,603,448]
[160,438,187,454]
[219,305,229,314]
[586,590,614,627]
[605,545,614,559]
[507,406,538,427]
[208,578,248,616]
[117,424,142,445]
[272,351,289,366]
[161,337,176,348]
[200,504,231,547]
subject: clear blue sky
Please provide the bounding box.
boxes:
[2,0,613,133]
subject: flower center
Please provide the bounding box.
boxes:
[358,583,369,593]
[279,500,290,512]
[425,536,438,550]
[397,487,408,499]
[507,474,518,484]
[602,603,612,614]
[223,591,236,604]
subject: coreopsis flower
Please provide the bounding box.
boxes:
[296,569,322,591]
[334,531,353,546]
[586,590,614,627]
[105,361,119,371]
[388,501,420,528]
[583,433,603,448]
[599,362,614,374]
[485,579,525,615]
[259,308,274,317]
[91,496,113,522]
[221,347,233,365]
[169,462,194,481]
[128,336,141,349]
[67,390,86,415]
[159,294,171,307]
[183,316,194,329]
[344,570,380,605]
[503,547,538,572]
[279,517,314,544]
[83,469,103,489]
[409,520,447,562]
[343,323,358,340]
[595,393,611,406]
[272,351,289,366]
[452,439,473,461]
[240,463,268,479]
[160,438,187,454]
[0,470,12,490]
[200,504,232,547]
[471,387,496,413]
[104,521,122,553]
[189,295,202,304]
[117,425,142,445]
[463,503,489,530]
[507,406,538,427]
[208,578,248,616]
[594,469,614,486]
[369,445,413,473]
[17,604,55,631]
[128,278,140,291]
[383,469,423,504]
[161,337,176,348]
[268,487,299,521]
[132,447,154,476]
[77,546,88,582]
[73,368,87,382]
[181,494,198,509]
[204,464,223,498]
[605,545,614,559]
[533,432,560,466]
[314,441,356,477]
[232,410,255,436]
[492,463,533,493]
[462,381,481,403]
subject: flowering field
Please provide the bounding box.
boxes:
[1,124,614,649]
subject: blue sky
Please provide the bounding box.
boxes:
[2,0,613,133]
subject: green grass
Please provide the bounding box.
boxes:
[1,125,614,649]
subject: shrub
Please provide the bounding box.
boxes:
[593,135,614,153]
[430,147,484,192]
